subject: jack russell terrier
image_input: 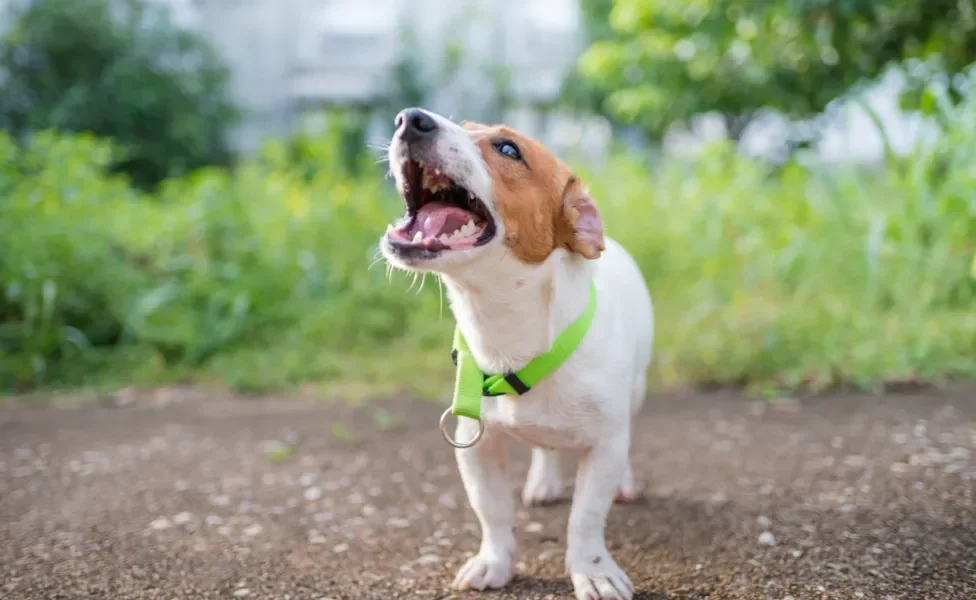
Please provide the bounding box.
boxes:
[380,108,654,600]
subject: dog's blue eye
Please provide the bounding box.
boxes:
[496,141,521,160]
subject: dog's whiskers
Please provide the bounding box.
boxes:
[437,275,445,318]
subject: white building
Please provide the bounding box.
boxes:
[162,0,586,154]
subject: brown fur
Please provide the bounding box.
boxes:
[462,122,606,264]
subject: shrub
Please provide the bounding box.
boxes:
[0,0,238,188]
[1,83,975,396]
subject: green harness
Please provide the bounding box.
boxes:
[447,281,598,433]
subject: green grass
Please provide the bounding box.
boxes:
[1,91,975,399]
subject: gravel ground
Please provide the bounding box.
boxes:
[1,386,975,600]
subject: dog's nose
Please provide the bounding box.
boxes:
[395,108,437,141]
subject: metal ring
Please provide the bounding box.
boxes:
[439,408,485,449]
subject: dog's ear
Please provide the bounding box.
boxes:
[559,177,605,259]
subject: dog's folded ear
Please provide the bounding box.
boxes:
[559,177,605,259]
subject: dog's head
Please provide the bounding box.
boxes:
[380,108,605,275]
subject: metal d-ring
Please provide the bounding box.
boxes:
[439,408,485,449]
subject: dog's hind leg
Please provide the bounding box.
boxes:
[522,448,566,506]
[614,372,646,504]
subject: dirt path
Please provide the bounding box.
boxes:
[1,387,974,600]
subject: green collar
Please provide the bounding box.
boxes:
[449,281,597,423]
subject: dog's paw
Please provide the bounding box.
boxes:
[568,553,634,600]
[613,465,640,504]
[522,473,566,506]
[452,554,514,591]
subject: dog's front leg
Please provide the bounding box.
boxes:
[451,422,516,591]
[566,438,634,600]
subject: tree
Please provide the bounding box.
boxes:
[574,0,976,141]
[0,0,239,188]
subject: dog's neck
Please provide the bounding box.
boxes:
[441,250,594,375]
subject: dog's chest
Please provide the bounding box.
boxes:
[480,382,602,450]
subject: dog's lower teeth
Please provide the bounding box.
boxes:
[412,231,423,243]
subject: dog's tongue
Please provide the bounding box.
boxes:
[416,202,476,237]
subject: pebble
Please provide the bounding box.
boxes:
[758,531,776,547]
[416,554,441,565]
[232,589,251,597]
[304,487,323,501]
[387,517,410,528]
[242,524,263,537]
[172,512,193,525]
[333,543,349,553]
[149,517,172,531]
[525,522,544,533]
[757,515,772,528]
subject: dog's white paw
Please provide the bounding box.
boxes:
[568,553,634,600]
[522,472,565,506]
[452,554,514,591]
[613,465,640,503]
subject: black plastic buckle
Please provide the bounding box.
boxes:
[503,372,531,395]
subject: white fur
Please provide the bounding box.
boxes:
[381,109,654,600]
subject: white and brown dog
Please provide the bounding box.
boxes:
[380,108,654,600]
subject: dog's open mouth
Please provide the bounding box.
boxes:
[386,159,495,253]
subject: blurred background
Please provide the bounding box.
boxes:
[1,0,974,398]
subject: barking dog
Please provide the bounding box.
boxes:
[380,108,654,600]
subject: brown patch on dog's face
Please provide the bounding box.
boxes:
[461,122,605,263]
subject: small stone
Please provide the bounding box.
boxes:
[242,524,263,537]
[233,589,251,597]
[783,596,795,600]
[333,543,349,553]
[362,504,377,516]
[149,517,172,531]
[309,534,327,545]
[387,517,410,528]
[205,515,224,526]
[304,487,323,501]
[172,512,193,525]
[526,522,544,533]
[758,531,776,547]
[695,563,703,571]
[757,515,772,528]
[416,554,440,565]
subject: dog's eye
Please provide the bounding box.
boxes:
[495,141,521,161]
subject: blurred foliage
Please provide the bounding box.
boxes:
[0,0,238,188]
[2,75,976,397]
[575,0,976,140]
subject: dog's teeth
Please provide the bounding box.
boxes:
[412,231,423,243]
[386,224,394,233]
[439,233,451,243]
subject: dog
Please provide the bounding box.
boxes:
[379,108,654,600]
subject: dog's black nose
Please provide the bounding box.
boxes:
[396,108,437,141]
